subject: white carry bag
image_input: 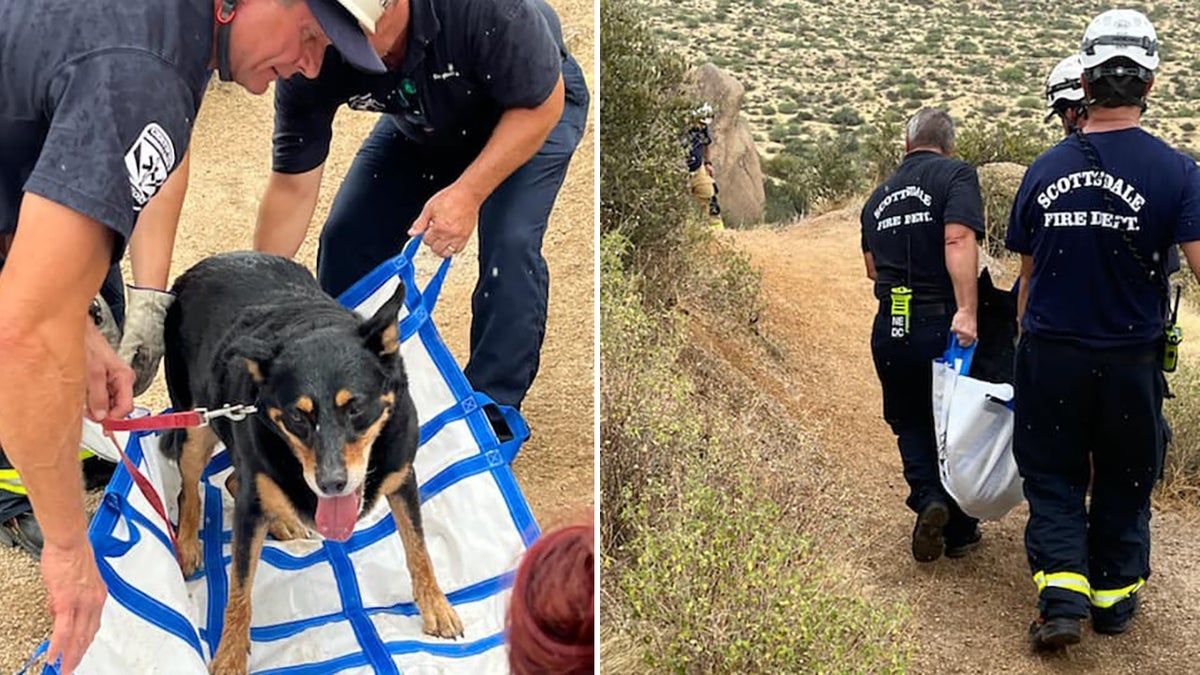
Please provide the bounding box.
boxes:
[932,335,1024,521]
[21,238,539,674]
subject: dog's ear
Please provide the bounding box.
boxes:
[226,336,276,384]
[358,280,406,357]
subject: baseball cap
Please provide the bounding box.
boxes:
[307,0,387,74]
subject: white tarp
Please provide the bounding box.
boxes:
[933,337,1024,522]
[21,239,537,674]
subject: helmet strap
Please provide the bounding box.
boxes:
[216,0,238,82]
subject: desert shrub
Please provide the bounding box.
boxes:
[830,105,865,127]
[955,119,1055,167]
[764,132,864,221]
[976,162,1027,258]
[862,117,905,183]
[998,65,1025,83]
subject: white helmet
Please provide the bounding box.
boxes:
[1079,9,1159,72]
[1045,54,1084,108]
[693,102,714,125]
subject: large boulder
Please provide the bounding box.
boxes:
[686,63,765,226]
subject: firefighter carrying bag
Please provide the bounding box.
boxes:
[20,238,538,674]
[932,334,1024,521]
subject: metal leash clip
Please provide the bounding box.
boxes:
[199,404,259,425]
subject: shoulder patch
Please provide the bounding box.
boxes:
[124,122,177,211]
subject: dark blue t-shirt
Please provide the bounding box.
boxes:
[273,0,570,173]
[0,0,211,261]
[1005,128,1200,347]
[687,125,711,172]
[861,151,985,302]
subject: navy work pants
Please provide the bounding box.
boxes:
[870,303,979,543]
[316,57,589,409]
[1013,333,1162,625]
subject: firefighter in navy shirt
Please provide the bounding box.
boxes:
[1006,9,1200,649]
[861,108,985,564]
[249,0,590,414]
[0,0,382,669]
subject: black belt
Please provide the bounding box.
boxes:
[880,299,953,318]
[1021,332,1159,366]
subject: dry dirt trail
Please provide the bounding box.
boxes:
[0,0,593,669]
[726,208,1200,674]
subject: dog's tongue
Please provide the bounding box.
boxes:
[315,491,361,542]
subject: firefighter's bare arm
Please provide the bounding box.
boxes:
[945,222,978,346]
[0,193,117,674]
[254,164,326,258]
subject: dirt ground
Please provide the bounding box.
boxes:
[0,1,594,669]
[722,212,1200,673]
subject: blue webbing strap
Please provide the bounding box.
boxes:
[325,542,399,675]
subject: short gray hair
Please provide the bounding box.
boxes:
[906,108,956,153]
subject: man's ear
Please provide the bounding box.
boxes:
[359,280,406,357]
[226,336,276,383]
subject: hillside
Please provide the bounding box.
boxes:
[644,0,1200,157]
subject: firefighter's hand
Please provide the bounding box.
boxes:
[84,320,134,422]
[42,539,107,674]
[408,184,481,258]
[951,308,977,347]
[117,287,174,396]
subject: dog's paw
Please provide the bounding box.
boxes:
[177,537,203,577]
[419,593,465,639]
[268,517,308,541]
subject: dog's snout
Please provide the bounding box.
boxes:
[317,470,348,496]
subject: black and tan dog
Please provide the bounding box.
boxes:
[160,252,463,674]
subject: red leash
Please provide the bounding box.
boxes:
[100,404,258,432]
[98,405,256,555]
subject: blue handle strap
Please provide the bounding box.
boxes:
[943,332,976,377]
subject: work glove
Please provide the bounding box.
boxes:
[117,286,175,396]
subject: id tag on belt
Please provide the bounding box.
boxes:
[890,286,913,338]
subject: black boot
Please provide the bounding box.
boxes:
[1029,616,1082,649]
[0,511,44,560]
[911,501,949,562]
[945,527,982,558]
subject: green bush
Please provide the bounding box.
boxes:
[998,65,1025,82]
[976,163,1027,258]
[830,105,865,126]
[862,117,905,183]
[599,0,693,282]
[955,119,1055,167]
[764,132,864,221]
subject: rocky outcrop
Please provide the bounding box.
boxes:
[686,63,765,226]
